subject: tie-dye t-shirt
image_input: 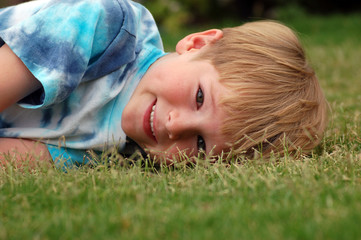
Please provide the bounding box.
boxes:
[0,0,165,168]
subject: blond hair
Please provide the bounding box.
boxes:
[199,21,328,158]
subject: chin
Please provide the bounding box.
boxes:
[146,149,194,165]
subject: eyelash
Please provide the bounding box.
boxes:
[196,87,205,151]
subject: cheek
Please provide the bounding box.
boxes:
[160,82,189,103]
[158,72,191,97]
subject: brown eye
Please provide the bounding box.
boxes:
[196,87,204,109]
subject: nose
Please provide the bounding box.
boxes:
[165,110,197,140]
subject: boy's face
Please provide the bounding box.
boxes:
[122,29,229,160]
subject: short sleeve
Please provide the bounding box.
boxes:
[0,0,133,108]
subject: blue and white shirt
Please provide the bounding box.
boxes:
[0,0,165,168]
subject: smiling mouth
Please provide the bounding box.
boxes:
[150,104,156,138]
[143,99,157,143]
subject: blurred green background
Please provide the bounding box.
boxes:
[2,0,361,31]
[136,0,361,32]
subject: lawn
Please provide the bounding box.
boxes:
[1,8,361,240]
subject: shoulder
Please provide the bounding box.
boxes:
[68,0,147,36]
[38,0,128,22]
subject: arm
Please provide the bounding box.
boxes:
[0,138,52,169]
[0,46,51,169]
[0,44,41,112]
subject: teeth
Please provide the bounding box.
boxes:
[150,104,156,138]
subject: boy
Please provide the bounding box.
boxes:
[0,0,327,169]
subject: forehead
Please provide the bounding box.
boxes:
[205,80,231,156]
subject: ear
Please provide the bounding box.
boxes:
[175,29,223,54]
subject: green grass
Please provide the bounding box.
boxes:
[1,11,361,240]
